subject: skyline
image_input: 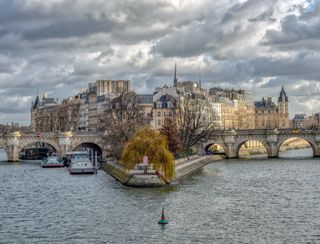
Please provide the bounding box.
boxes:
[1,0,320,124]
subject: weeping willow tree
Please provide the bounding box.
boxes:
[121,127,175,180]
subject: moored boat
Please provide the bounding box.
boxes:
[41,156,64,168]
[20,147,51,160]
[66,151,95,174]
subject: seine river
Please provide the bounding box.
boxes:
[1,148,320,243]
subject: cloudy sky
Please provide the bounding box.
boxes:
[1,0,320,124]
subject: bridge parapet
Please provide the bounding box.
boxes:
[2,131,107,162]
[315,134,320,142]
[202,128,320,159]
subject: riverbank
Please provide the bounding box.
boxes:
[103,138,310,186]
[173,155,224,182]
[102,155,224,187]
[102,160,167,187]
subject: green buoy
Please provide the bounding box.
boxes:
[158,206,169,225]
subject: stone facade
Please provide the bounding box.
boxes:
[31,94,80,132]
[31,80,131,133]
[59,96,80,131]
[31,94,59,132]
[30,66,291,134]
[209,88,255,129]
[89,79,131,96]
[136,94,153,125]
[79,90,89,131]
[152,93,177,128]
[305,113,320,129]
[86,80,131,131]
[292,114,307,129]
[278,86,290,128]
[254,87,289,129]
[151,80,216,129]
[87,86,98,131]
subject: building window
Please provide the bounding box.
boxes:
[158,111,161,117]
[158,120,161,126]
[164,112,166,117]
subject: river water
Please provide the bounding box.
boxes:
[1,148,320,244]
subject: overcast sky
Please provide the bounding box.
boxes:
[1,0,320,124]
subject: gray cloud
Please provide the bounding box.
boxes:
[23,19,119,40]
[264,15,320,45]
[0,0,319,124]
[248,8,276,22]
[263,2,320,51]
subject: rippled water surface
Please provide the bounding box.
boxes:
[1,148,320,243]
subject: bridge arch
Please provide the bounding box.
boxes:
[18,140,61,160]
[72,142,103,152]
[277,137,315,157]
[204,142,226,155]
[72,142,103,164]
[18,140,61,154]
[236,139,271,158]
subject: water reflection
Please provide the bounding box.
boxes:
[279,147,313,158]
[0,148,7,161]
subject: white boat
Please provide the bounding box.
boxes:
[66,151,95,174]
[41,156,64,168]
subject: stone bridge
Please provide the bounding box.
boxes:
[0,131,108,161]
[3,128,319,162]
[197,129,320,158]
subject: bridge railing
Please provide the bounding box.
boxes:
[209,128,320,136]
[8,131,104,138]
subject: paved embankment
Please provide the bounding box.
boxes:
[173,155,224,182]
[102,155,224,187]
[102,160,166,187]
[102,160,130,183]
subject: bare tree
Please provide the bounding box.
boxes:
[176,94,214,149]
[100,92,148,159]
[160,118,182,153]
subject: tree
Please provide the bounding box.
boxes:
[160,118,182,153]
[100,92,148,158]
[176,94,213,149]
[121,127,175,180]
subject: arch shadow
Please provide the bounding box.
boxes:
[204,142,226,156]
[72,142,103,165]
[237,139,270,158]
[19,141,58,160]
[277,137,314,157]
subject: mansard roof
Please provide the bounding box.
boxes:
[40,97,58,107]
[158,94,176,103]
[254,97,276,108]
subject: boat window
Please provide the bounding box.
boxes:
[73,154,89,160]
